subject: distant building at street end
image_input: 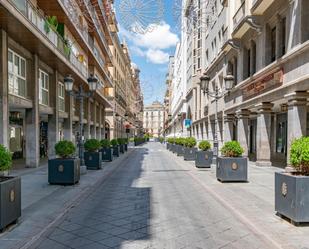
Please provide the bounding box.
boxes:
[143,101,164,137]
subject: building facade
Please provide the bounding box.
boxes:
[0,0,142,168]
[143,101,164,138]
[165,0,309,168]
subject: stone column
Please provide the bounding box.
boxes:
[102,105,106,139]
[64,95,73,141]
[26,54,40,167]
[286,91,308,165]
[84,99,91,139]
[98,105,102,140]
[236,109,250,157]
[0,30,9,148]
[48,71,59,158]
[224,114,235,143]
[256,103,273,167]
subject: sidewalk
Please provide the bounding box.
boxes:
[167,145,309,249]
[0,149,135,249]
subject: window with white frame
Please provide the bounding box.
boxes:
[39,70,49,106]
[58,82,65,112]
[8,49,26,97]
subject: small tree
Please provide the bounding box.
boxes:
[220,141,244,157]
[199,141,211,151]
[0,145,12,173]
[84,139,101,152]
[101,139,111,148]
[55,141,76,158]
[290,136,309,175]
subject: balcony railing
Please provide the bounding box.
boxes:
[233,1,246,28]
[10,0,88,78]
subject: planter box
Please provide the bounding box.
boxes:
[0,176,21,231]
[195,151,213,168]
[216,157,248,182]
[119,144,125,154]
[170,144,176,153]
[124,144,128,151]
[177,145,184,156]
[48,158,80,185]
[166,143,170,150]
[100,148,113,162]
[275,172,309,224]
[84,152,102,170]
[183,147,197,161]
[113,146,120,157]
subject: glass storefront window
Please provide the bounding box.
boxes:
[58,82,65,112]
[39,70,49,106]
[276,114,287,154]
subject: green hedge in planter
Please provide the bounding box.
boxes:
[290,136,309,175]
[100,139,111,148]
[0,145,12,172]
[55,140,76,158]
[110,139,119,146]
[84,139,101,152]
[220,141,244,157]
[159,137,164,143]
[198,140,211,151]
[167,137,174,144]
[184,137,196,148]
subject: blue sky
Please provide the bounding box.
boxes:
[114,0,180,105]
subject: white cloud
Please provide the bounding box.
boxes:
[146,49,170,64]
[131,46,145,56]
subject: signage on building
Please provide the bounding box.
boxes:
[184,119,192,128]
[242,69,284,100]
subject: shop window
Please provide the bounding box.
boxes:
[39,69,49,106]
[58,82,65,112]
[8,49,26,97]
[276,114,287,154]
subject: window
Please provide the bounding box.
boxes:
[281,17,286,55]
[39,70,49,106]
[8,49,26,97]
[58,82,65,112]
[271,27,276,62]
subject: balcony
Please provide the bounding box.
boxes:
[232,0,253,39]
[251,0,276,15]
[9,0,88,78]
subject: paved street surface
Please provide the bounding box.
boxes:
[4,142,309,249]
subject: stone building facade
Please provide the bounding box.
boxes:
[165,0,309,167]
[143,101,164,138]
[0,0,142,168]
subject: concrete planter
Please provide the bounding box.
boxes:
[48,158,80,185]
[195,151,213,168]
[0,176,21,231]
[84,152,102,170]
[216,157,248,182]
[171,144,176,153]
[113,146,120,157]
[166,143,170,150]
[100,148,113,162]
[119,144,125,154]
[183,147,197,161]
[176,145,184,156]
[275,172,309,224]
[124,144,128,151]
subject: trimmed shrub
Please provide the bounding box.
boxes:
[110,139,119,146]
[100,139,111,148]
[198,141,211,151]
[117,138,124,145]
[55,140,76,158]
[84,139,101,152]
[220,141,244,157]
[0,145,12,172]
[159,137,164,143]
[184,137,196,148]
[290,136,309,175]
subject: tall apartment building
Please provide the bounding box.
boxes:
[0,0,142,168]
[143,101,164,138]
[165,0,309,168]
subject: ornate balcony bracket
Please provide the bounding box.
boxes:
[227,39,241,51]
[245,17,262,34]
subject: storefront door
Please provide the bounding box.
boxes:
[276,113,287,155]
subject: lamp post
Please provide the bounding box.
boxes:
[64,74,100,174]
[199,72,234,158]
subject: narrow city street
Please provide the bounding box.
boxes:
[29,143,298,249]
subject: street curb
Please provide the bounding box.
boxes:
[16,148,136,249]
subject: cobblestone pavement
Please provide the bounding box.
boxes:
[30,143,308,249]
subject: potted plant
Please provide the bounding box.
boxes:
[217,141,247,182]
[117,138,125,154]
[48,140,80,185]
[176,138,185,157]
[275,137,309,225]
[183,137,197,161]
[84,139,102,170]
[195,140,213,168]
[0,145,21,231]
[111,139,120,157]
[166,138,173,151]
[124,138,128,151]
[100,139,113,162]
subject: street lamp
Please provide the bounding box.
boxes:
[199,72,235,158]
[64,74,99,174]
